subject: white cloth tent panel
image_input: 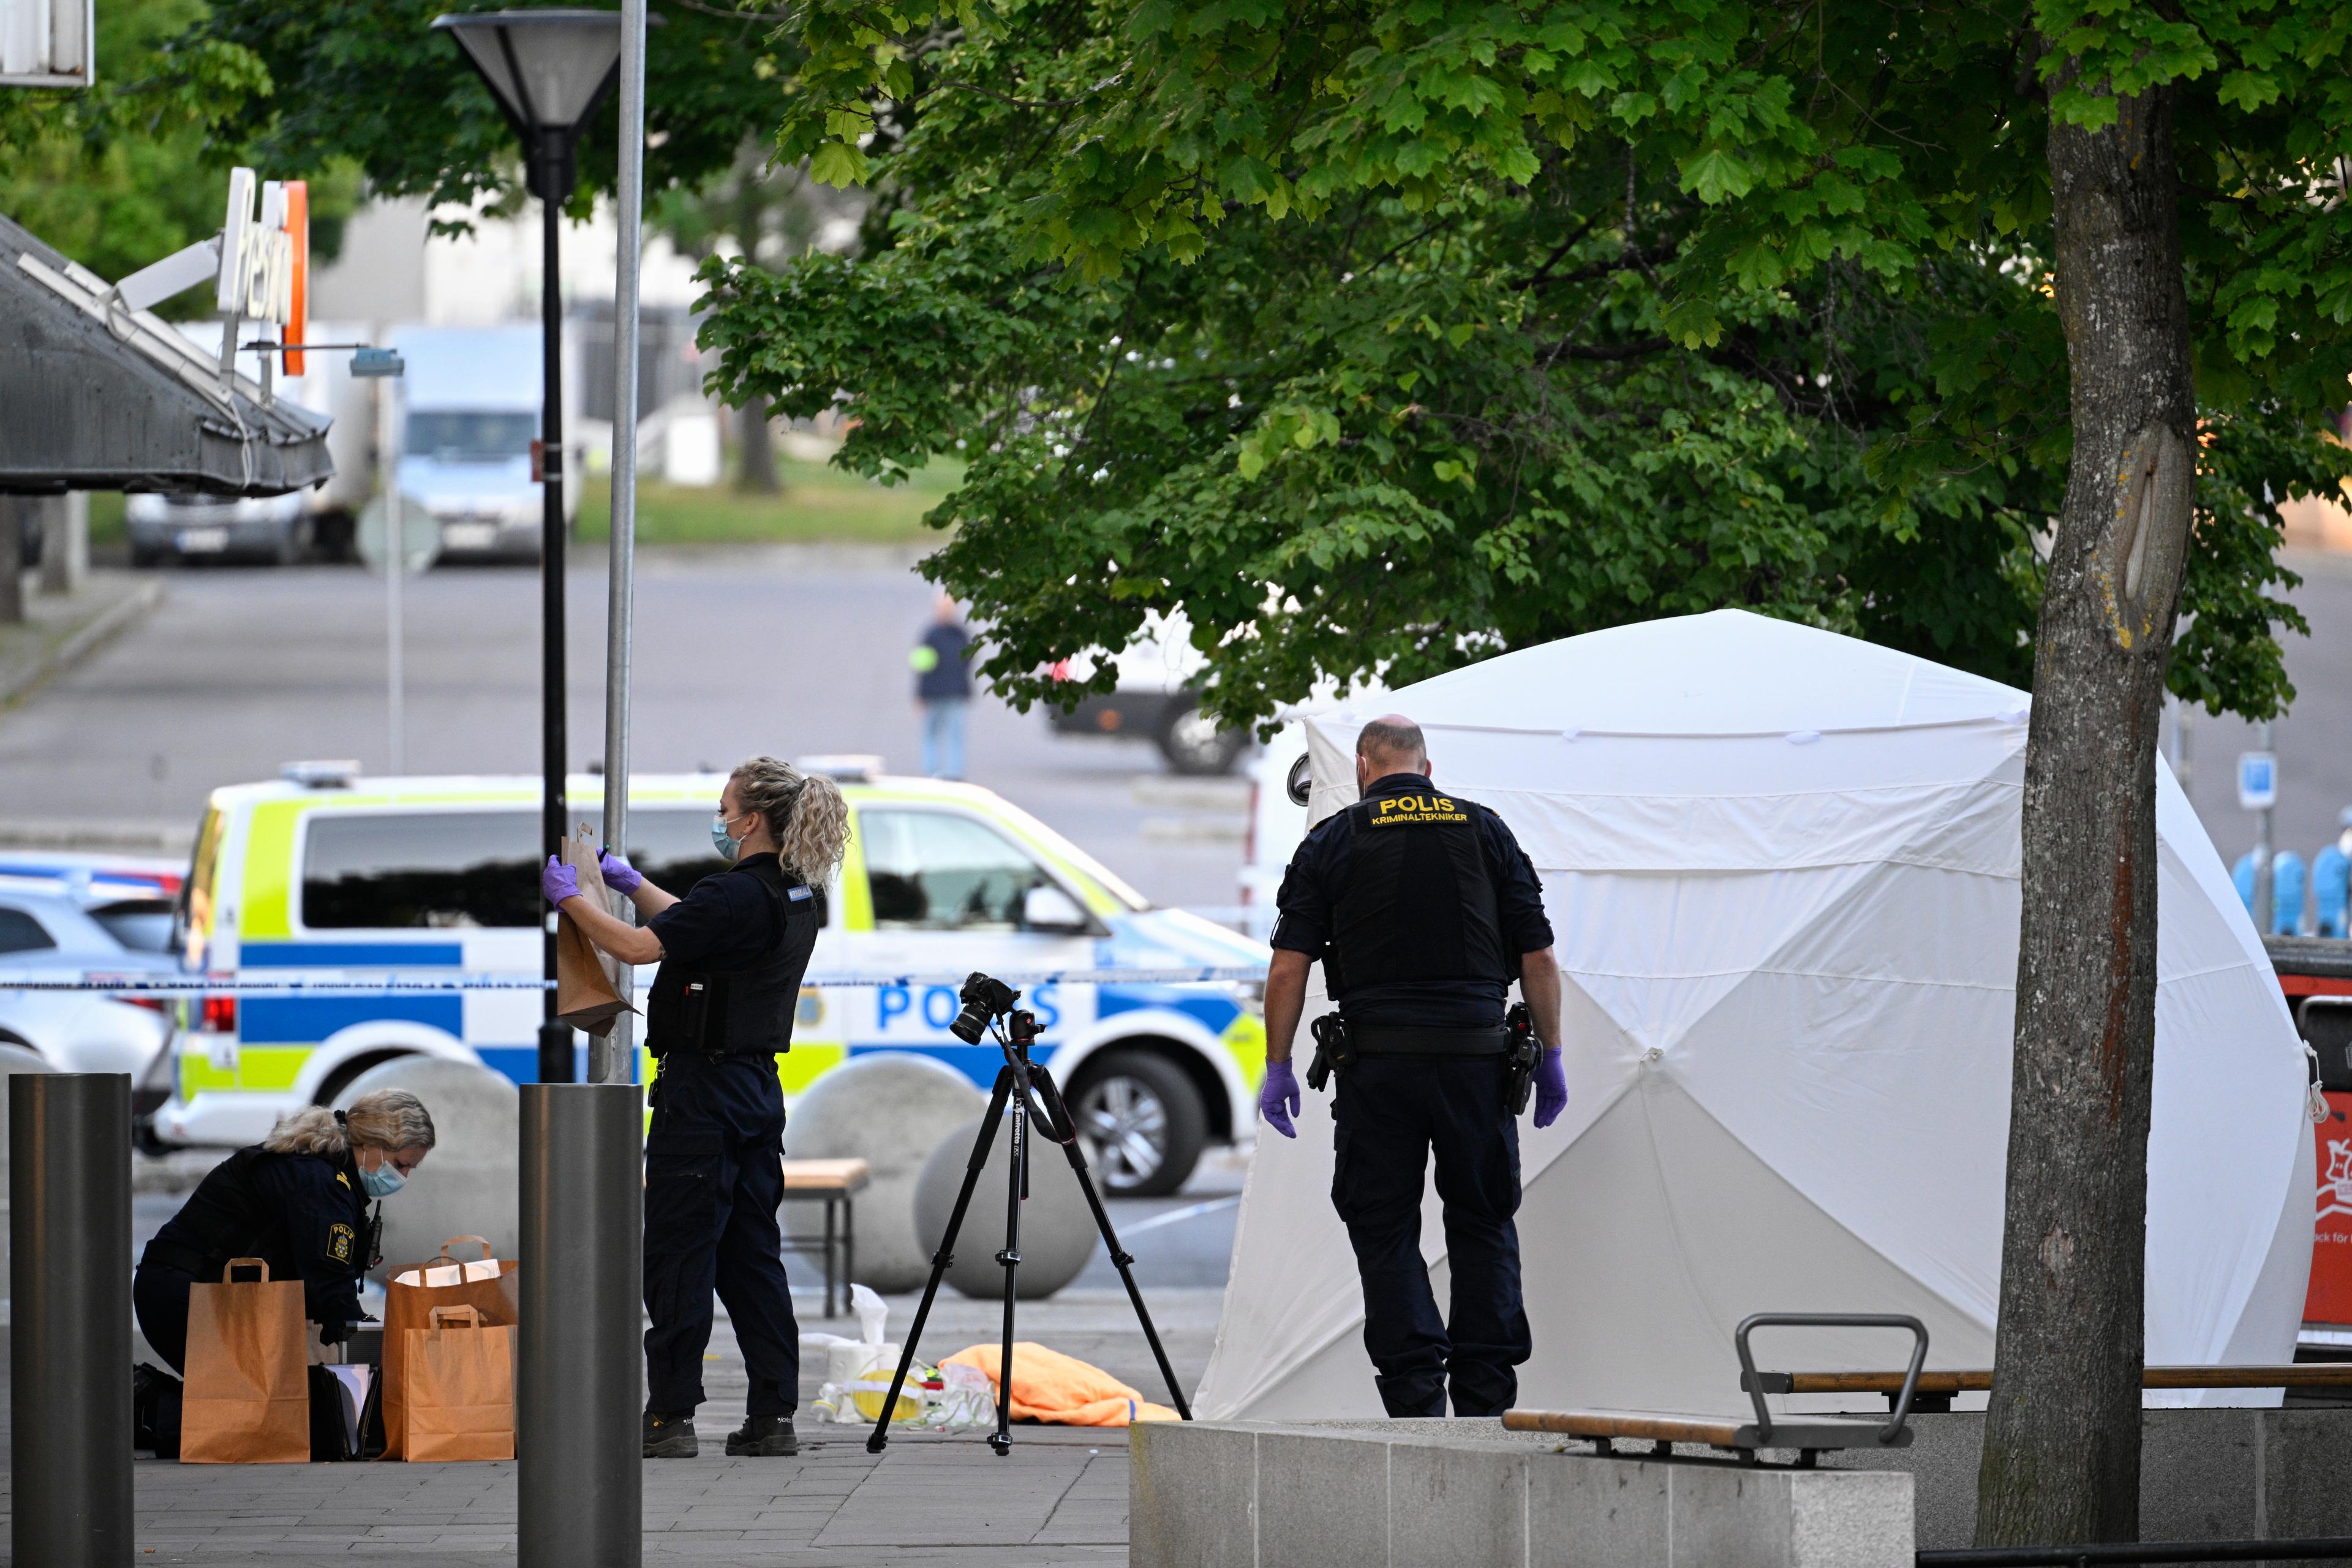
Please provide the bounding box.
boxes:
[1198,610,2311,1422]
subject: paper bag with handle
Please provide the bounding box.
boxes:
[380,1235,519,1460]
[404,1305,516,1461]
[556,821,635,1036]
[181,1258,311,1464]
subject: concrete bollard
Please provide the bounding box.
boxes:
[783,1054,985,1290]
[336,1056,519,1277]
[12,1074,132,1568]
[913,1111,1099,1300]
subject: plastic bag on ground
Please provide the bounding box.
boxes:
[943,1343,1178,1427]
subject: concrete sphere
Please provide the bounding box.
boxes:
[913,1112,1099,1300]
[785,1054,986,1291]
[334,1057,518,1283]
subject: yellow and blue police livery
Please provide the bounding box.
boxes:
[157,767,1268,1195]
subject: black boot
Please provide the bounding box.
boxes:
[131,1363,160,1452]
[643,1411,698,1458]
[725,1414,799,1456]
[132,1362,181,1458]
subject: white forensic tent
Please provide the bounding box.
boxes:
[1196,609,2314,1421]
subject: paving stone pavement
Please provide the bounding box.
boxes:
[2,1287,1218,1566]
[121,1428,1131,1565]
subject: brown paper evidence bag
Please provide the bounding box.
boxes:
[404,1306,515,1463]
[380,1235,519,1460]
[181,1258,309,1464]
[556,821,636,1036]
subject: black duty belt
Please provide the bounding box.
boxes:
[140,1238,218,1278]
[1349,1025,1509,1057]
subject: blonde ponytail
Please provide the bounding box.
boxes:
[731,756,852,886]
[263,1088,437,1158]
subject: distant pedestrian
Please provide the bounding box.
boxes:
[911,594,973,780]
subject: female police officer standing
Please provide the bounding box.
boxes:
[131,1088,438,1456]
[543,755,850,1460]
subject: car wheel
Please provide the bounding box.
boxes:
[1157,699,1249,777]
[129,543,161,568]
[1065,1049,1207,1197]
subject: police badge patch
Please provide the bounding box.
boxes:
[328,1223,355,1264]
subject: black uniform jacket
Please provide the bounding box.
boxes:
[148,1145,375,1329]
[1271,771,1555,1030]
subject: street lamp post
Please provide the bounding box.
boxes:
[433,18,645,1567]
[433,9,625,1087]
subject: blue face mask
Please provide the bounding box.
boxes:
[710,812,742,862]
[360,1161,406,1198]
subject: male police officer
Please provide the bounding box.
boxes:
[1259,715,1569,1417]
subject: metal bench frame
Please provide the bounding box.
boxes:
[1503,1312,1930,1468]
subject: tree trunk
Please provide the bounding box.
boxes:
[1974,81,2198,1548]
[736,396,779,495]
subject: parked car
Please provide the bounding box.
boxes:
[125,322,371,566]
[0,886,179,1116]
[157,763,1270,1194]
[126,489,311,567]
[1047,614,1253,776]
[0,848,186,906]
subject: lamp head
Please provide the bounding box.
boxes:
[431,9,634,195]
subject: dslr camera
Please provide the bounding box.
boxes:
[948,971,1025,1045]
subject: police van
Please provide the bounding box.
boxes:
[159,766,1270,1194]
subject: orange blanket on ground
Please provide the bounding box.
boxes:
[942,1343,1179,1427]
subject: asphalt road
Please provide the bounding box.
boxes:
[0,546,1253,912]
[12,544,2350,884]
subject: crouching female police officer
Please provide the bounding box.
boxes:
[543,756,850,1461]
[131,1089,438,1456]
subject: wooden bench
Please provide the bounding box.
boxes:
[1502,1408,1912,1466]
[1743,1363,2352,1412]
[1504,1312,1930,1467]
[778,1158,869,1318]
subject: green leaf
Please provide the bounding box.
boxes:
[809,140,871,188]
[1679,148,1756,205]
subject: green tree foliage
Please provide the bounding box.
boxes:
[696,0,2348,727]
[0,0,358,300]
[187,0,796,221]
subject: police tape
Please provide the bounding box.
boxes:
[0,965,1270,995]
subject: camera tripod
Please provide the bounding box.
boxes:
[864,1001,1193,1457]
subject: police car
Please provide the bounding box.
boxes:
[155,765,1269,1194]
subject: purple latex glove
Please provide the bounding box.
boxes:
[1259,1059,1300,1139]
[541,856,579,907]
[598,849,643,895]
[1532,1049,1569,1129]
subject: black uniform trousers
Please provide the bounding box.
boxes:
[1331,1052,1531,1417]
[643,1051,802,1420]
[131,1259,198,1453]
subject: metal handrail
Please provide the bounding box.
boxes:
[1734,1312,1928,1446]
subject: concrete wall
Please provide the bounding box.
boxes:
[1824,1408,2352,1550]
[1133,1420,1913,1568]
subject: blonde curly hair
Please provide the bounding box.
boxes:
[732,756,851,886]
[263,1088,437,1158]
